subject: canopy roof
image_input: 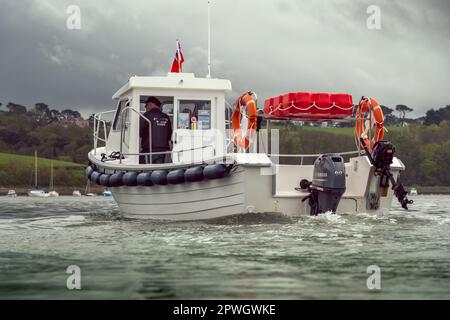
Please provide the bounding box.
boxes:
[112,73,232,99]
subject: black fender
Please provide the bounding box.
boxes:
[204,164,228,179]
[137,172,153,186]
[122,172,138,187]
[151,170,168,185]
[167,169,185,184]
[185,166,204,182]
[109,172,125,187]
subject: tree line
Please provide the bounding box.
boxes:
[0,102,92,164]
[334,104,450,127]
[1,101,450,186]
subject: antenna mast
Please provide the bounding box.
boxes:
[207,0,211,78]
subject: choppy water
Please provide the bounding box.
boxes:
[0,195,449,299]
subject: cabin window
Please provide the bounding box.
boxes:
[140,96,174,125]
[177,100,211,130]
[112,100,129,131]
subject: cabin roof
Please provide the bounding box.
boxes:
[112,73,232,99]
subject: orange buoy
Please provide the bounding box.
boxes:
[355,97,385,151]
[232,92,258,150]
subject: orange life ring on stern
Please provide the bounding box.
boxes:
[355,97,385,151]
[232,92,258,150]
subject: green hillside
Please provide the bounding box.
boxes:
[0,153,85,188]
[0,153,83,167]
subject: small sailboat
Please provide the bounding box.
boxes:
[409,188,418,196]
[84,179,96,196]
[48,161,59,197]
[102,188,112,197]
[7,190,17,197]
[72,190,82,197]
[28,151,49,198]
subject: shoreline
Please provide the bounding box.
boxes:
[410,186,450,195]
[0,186,106,196]
[1,186,450,196]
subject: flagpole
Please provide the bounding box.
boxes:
[207,0,211,78]
[177,39,181,72]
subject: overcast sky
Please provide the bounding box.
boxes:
[0,0,449,117]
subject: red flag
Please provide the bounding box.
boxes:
[170,40,184,73]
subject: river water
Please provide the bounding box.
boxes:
[0,195,448,299]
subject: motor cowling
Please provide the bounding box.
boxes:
[371,141,395,171]
[301,154,346,216]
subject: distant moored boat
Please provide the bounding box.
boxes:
[28,151,49,197]
[28,190,49,197]
[48,190,59,197]
[84,179,96,196]
[47,161,59,197]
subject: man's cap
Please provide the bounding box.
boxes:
[145,97,161,107]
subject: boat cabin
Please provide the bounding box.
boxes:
[105,73,232,165]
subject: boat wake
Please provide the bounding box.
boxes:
[202,212,294,225]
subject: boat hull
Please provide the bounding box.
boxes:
[108,156,403,221]
[7,190,17,197]
[111,168,246,220]
[27,190,49,198]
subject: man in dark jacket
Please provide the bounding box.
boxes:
[139,97,172,164]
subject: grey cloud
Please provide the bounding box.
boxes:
[0,0,449,118]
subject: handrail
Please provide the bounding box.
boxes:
[118,106,152,164]
[268,150,360,158]
[268,150,361,165]
[101,145,216,165]
[121,145,214,156]
[93,110,115,155]
[98,106,216,165]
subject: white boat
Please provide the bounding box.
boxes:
[28,189,49,198]
[28,151,49,197]
[47,161,59,197]
[48,190,59,197]
[409,188,418,196]
[7,190,17,197]
[102,189,112,197]
[84,179,96,196]
[27,153,60,197]
[72,190,82,197]
[86,72,412,221]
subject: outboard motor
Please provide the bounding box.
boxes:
[300,154,346,216]
[361,139,413,210]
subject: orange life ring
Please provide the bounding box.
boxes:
[355,97,384,151]
[232,92,258,150]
